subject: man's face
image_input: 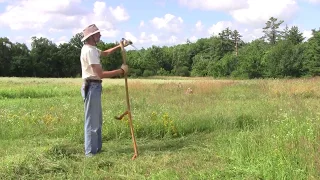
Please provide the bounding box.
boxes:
[93,32,101,42]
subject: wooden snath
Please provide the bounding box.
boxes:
[115,38,138,160]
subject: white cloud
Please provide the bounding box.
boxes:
[78,1,130,38]
[1,0,316,50]
[49,28,63,33]
[230,0,299,27]
[303,30,313,40]
[29,33,54,42]
[195,20,204,32]
[189,36,198,42]
[167,35,178,44]
[7,36,24,44]
[55,36,68,45]
[0,0,129,40]
[150,34,159,42]
[72,1,131,39]
[0,0,9,3]
[304,0,320,3]
[208,21,233,36]
[0,7,48,30]
[80,2,115,30]
[150,14,184,33]
[205,21,266,42]
[10,0,85,15]
[124,32,138,43]
[241,28,264,42]
[139,20,145,28]
[109,5,130,21]
[100,29,120,38]
[138,32,160,45]
[139,32,147,44]
[0,0,84,30]
[179,0,300,29]
[178,0,248,11]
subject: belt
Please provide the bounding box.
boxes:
[85,79,102,83]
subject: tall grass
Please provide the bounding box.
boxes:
[1,77,320,179]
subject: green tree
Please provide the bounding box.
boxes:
[191,53,211,77]
[30,37,60,77]
[282,26,305,45]
[97,41,122,72]
[10,42,32,76]
[262,17,284,45]
[233,40,268,79]
[70,32,84,50]
[303,29,320,76]
[161,46,174,74]
[127,49,144,77]
[0,38,13,76]
[218,27,234,55]
[171,44,193,76]
[263,40,304,77]
[208,52,238,77]
[141,45,162,76]
[56,43,81,77]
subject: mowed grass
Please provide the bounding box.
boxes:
[0,77,320,179]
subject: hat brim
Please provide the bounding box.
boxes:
[81,30,101,42]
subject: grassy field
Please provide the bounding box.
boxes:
[0,77,320,179]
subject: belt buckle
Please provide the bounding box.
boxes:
[86,79,102,83]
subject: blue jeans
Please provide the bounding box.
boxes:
[81,82,102,156]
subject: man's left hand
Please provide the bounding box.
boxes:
[123,39,132,47]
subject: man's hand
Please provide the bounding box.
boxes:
[123,39,132,47]
[121,64,129,74]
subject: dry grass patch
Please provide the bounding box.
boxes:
[263,77,320,98]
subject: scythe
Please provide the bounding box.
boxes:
[115,38,138,160]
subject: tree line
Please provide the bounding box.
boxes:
[0,17,319,79]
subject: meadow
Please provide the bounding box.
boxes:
[0,77,320,179]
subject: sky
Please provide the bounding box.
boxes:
[0,0,320,49]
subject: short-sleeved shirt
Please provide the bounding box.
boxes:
[80,44,102,80]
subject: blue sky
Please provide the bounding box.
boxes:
[0,0,319,49]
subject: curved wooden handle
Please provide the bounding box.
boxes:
[119,39,138,160]
[119,40,127,65]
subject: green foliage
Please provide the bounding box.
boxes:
[262,40,305,78]
[282,25,305,45]
[143,69,154,77]
[0,17,319,79]
[262,17,284,45]
[208,53,238,78]
[157,68,170,76]
[0,37,13,76]
[97,41,122,71]
[191,54,210,77]
[174,65,190,77]
[232,40,268,78]
[303,29,320,76]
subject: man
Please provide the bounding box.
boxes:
[80,24,131,157]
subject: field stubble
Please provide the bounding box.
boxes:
[0,77,320,179]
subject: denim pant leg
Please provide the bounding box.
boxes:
[81,82,102,155]
[97,100,103,152]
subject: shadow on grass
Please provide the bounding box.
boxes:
[111,133,208,156]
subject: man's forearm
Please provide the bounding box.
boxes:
[92,64,123,78]
[101,69,123,78]
[101,45,121,56]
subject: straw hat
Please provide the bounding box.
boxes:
[81,24,101,42]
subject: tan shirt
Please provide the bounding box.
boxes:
[80,44,102,80]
